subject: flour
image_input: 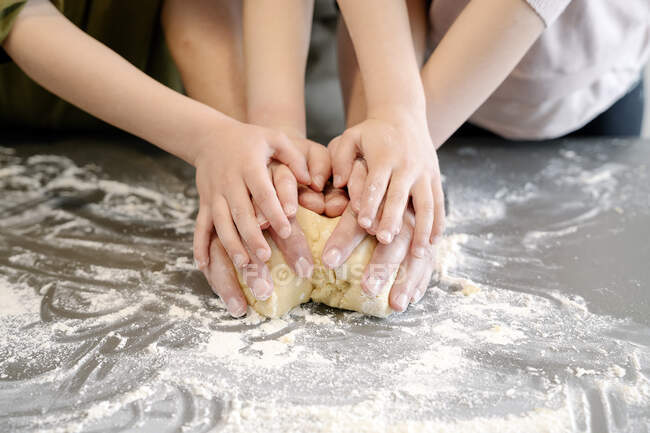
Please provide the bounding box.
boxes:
[220,396,573,433]
[0,275,41,317]
[476,324,527,345]
[205,332,245,358]
[1,144,649,432]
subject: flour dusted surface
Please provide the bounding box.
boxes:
[1,140,649,432]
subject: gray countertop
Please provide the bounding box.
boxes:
[0,136,649,432]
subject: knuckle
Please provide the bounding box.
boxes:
[418,200,435,214]
[242,166,263,181]
[270,131,288,147]
[255,188,277,207]
[193,245,204,260]
[229,205,243,220]
[386,188,406,205]
[276,172,295,186]
[403,212,416,230]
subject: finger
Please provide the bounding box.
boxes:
[298,185,325,214]
[357,165,391,230]
[269,132,311,185]
[365,200,383,236]
[376,173,411,244]
[411,178,434,258]
[329,129,359,188]
[362,211,414,296]
[193,205,213,270]
[347,159,367,213]
[226,182,272,262]
[389,253,427,312]
[269,217,314,279]
[430,176,446,243]
[206,235,248,317]
[211,196,250,269]
[245,169,291,239]
[241,245,274,301]
[272,164,298,218]
[307,141,331,192]
[411,260,434,304]
[321,205,367,269]
[324,186,349,217]
[253,202,270,230]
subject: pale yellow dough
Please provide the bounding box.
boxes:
[237,207,396,318]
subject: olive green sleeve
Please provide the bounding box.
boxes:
[0,0,26,45]
[0,0,63,61]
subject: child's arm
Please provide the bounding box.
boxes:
[332,0,444,259]
[4,0,310,278]
[243,0,330,193]
[243,0,312,140]
[422,0,544,147]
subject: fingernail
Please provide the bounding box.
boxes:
[226,297,247,317]
[322,248,341,269]
[283,203,297,216]
[279,225,292,239]
[313,175,324,189]
[365,277,384,296]
[377,230,393,243]
[295,256,313,278]
[333,175,342,186]
[257,214,267,226]
[413,247,425,258]
[194,258,207,269]
[233,254,247,268]
[395,293,409,312]
[252,278,272,300]
[256,248,270,261]
[412,288,425,304]
[359,217,372,228]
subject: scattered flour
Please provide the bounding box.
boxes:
[1,146,648,432]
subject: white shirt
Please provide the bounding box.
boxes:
[429,0,650,139]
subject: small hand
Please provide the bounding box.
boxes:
[329,108,445,257]
[264,162,315,281]
[198,162,314,315]
[289,136,332,192]
[193,121,310,275]
[246,134,332,284]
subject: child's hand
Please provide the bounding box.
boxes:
[329,108,445,257]
[283,135,332,193]
[193,121,310,273]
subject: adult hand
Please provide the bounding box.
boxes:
[322,159,435,311]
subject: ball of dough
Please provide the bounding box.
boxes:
[237,207,396,318]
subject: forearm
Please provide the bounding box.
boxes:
[422,0,544,147]
[339,0,428,127]
[162,0,246,122]
[3,0,231,165]
[336,0,425,116]
[243,0,314,137]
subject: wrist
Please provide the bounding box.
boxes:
[367,103,428,126]
[364,80,426,119]
[186,109,241,167]
[247,104,306,138]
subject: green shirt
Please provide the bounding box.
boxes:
[0,0,182,131]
